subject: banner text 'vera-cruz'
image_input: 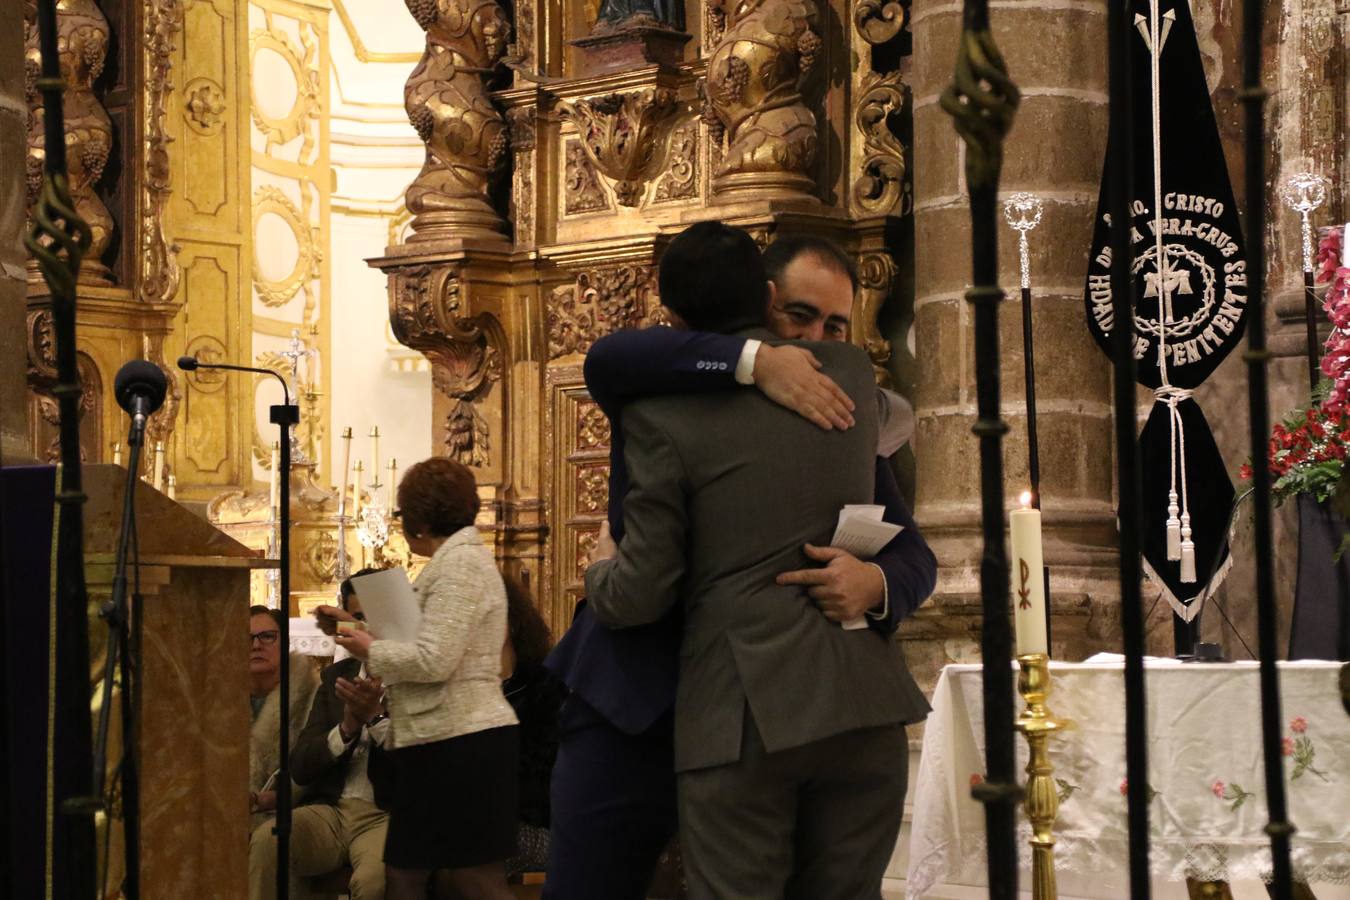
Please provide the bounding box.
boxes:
[1087,193,1247,366]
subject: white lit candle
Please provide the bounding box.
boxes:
[388,458,398,509]
[1009,490,1048,656]
[112,442,122,467]
[269,440,281,512]
[167,474,177,501]
[153,441,166,491]
[353,460,364,519]
[338,426,353,517]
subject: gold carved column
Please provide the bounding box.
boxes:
[375,0,921,633]
[23,0,184,478]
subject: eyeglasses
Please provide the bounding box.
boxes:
[250,630,279,646]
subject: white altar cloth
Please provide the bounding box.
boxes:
[905,660,1350,897]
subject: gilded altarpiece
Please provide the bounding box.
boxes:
[373,0,916,633]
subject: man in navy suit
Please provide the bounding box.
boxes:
[542,227,936,898]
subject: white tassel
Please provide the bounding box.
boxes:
[1166,491,1181,560]
[1179,512,1196,583]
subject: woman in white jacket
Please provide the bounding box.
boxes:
[335,457,518,900]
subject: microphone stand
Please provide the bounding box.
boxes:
[179,358,298,899]
[89,410,150,899]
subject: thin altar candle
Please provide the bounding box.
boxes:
[388,458,398,509]
[1010,491,1048,656]
[338,426,353,517]
[167,474,177,501]
[112,442,122,467]
[369,426,380,483]
[353,460,364,519]
[153,441,165,491]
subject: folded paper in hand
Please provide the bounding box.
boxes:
[830,505,903,630]
[831,504,903,559]
[349,568,422,643]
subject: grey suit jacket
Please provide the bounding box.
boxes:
[585,333,930,773]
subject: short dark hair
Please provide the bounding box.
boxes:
[503,573,553,671]
[762,234,858,291]
[249,605,284,631]
[339,566,383,609]
[657,221,767,333]
[396,457,481,539]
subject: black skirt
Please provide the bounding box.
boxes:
[384,725,521,870]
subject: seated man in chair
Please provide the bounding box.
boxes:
[250,569,392,900]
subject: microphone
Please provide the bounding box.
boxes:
[114,360,168,436]
[177,355,291,406]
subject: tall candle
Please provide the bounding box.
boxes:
[167,474,177,501]
[388,458,398,509]
[353,460,364,519]
[112,442,122,467]
[369,426,381,483]
[1009,490,1048,656]
[269,441,281,511]
[153,441,166,491]
[338,426,353,517]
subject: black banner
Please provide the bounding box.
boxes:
[1083,0,1245,615]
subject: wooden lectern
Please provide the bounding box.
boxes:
[82,465,275,899]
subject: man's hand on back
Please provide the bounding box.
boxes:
[776,544,884,623]
[752,344,855,431]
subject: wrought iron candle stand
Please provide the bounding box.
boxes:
[1015,654,1070,900]
[939,0,1022,894]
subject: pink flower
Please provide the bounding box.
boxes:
[970,773,984,787]
[1119,779,1129,796]
[1282,737,1294,756]
[1212,780,1225,798]
[1291,716,1307,734]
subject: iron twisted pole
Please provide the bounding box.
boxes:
[1240,0,1295,892]
[939,2,1021,894]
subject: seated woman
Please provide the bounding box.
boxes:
[334,457,519,900]
[500,575,565,879]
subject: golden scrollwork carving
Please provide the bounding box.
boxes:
[853,72,909,216]
[561,89,680,207]
[854,251,897,384]
[564,140,611,215]
[577,403,612,450]
[653,119,700,203]
[577,465,609,513]
[546,265,659,360]
[305,531,340,583]
[703,0,821,199]
[24,0,115,285]
[854,0,907,45]
[249,21,320,150]
[143,0,184,305]
[390,265,504,468]
[252,186,320,307]
[403,0,512,241]
[506,107,536,244]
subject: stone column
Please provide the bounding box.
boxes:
[907,0,1119,686]
[0,0,30,463]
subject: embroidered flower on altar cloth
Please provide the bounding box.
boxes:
[1119,778,1160,803]
[1213,780,1255,811]
[1287,716,1329,782]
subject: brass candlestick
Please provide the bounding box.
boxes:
[1015,654,1070,900]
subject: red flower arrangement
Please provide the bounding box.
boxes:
[1245,226,1350,515]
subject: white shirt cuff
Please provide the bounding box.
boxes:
[368,717,391,747]
[864,562,890,622]
[327,724,353,758]
[734,339,761,385]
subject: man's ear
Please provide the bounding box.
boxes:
[765,279,778,311]
[661,305,687,330]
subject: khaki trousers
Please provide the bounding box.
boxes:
[249,797,390,900]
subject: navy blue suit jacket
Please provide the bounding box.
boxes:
[544,328,938,735]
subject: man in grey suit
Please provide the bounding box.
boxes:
[585,222,930,899]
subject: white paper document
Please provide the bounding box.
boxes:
[829,505,904,630]
[830,504,904,559]
[349,568,422,643]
